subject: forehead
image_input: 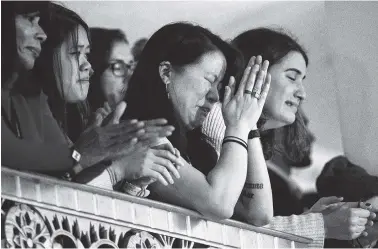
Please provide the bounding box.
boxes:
[274,51,307,73]
[109,41,132,60]
[189,50,227,77]
[66,25,90,47]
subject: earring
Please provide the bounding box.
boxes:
[164,81,170,99]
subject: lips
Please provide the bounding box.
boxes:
[199,106,211,116]
[26,46,41,57]
[285,100,299,108]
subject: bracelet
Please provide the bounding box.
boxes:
[248,129,260,140]
[120,181,150,198]
[222,136,248,150]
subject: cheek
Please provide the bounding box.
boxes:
[101,74,124,94]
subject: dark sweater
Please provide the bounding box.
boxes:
[1,89,74,172]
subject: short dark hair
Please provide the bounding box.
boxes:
[1,1,51,86]
[232,28,309,160]
[124,22,242,153]
[87,28,128,111]
[32,3,91,141]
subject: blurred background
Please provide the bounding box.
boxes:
[63,1,378,193]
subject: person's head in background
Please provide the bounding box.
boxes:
[2,1,49,89]
[125,22,241,152]
[33,3,92,138]
[232,28,309,159]
[87,28,134,111]
[131,37,148,64]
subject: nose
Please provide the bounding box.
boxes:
[35,24,47,43]
[79,58,92,75]
[294,82,306,101]
[207,84,220,104]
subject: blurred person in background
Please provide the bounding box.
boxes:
[87,28,134,113]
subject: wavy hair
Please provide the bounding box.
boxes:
[232,27,309,160]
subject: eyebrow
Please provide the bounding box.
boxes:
[72,45,91,50]
[285,68,306,79]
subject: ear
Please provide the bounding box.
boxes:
[159,61,172,85]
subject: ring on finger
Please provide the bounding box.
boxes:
[244,90,253,95]
[251,90,261,99]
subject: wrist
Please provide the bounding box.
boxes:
[225,123,249,140]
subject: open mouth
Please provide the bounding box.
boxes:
[285,101,298,108]
[26,47,41,57]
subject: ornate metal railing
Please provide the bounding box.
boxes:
[1,167,312,248]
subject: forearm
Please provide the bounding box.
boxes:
[206,125,249,209]
[234,137,273,226]
[151,126,249,219]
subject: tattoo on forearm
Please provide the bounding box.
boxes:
[244,183,263,189]
[242,189,254,199]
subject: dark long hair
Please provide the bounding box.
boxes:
[124,22,243,160]
[33,3,91,142]
[232,27,309,160]
[87,28,129,111]
[1,1,51,91]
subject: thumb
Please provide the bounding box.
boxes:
[111,101,127,124]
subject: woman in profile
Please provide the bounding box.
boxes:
[125,22,274,225]
[202,27,376,247]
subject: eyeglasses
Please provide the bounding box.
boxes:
[108,60,135,77]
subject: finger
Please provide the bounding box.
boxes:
[153,143,175,155]
[255,55,263,66]
[357,218,369,226]
[244,64,260,93]
[236,65,253,97]
[258,73,271,102]
[146,169,169,186]
[153,156,180,179]
[153,148,184,167]
[93,112,104,127]
[110,101,127,125]
[144,118,168,126]
[236,56,256,97]
[107,120,144,136]
[144,125,175,134]
[223,77,234,106]
[320,196,344,205]
[151,164,175,184]
[261,59,269,72]
[354,208,374,218]
[104,102,112,113]
[251,65,266,95]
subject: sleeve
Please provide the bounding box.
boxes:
[1,93,74,172]
[201,103,226,154]
[316,156,378,201]
[264,213,325,248]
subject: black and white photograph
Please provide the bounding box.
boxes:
[1,1,378,248]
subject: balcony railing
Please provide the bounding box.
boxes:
[1,167,312,248]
